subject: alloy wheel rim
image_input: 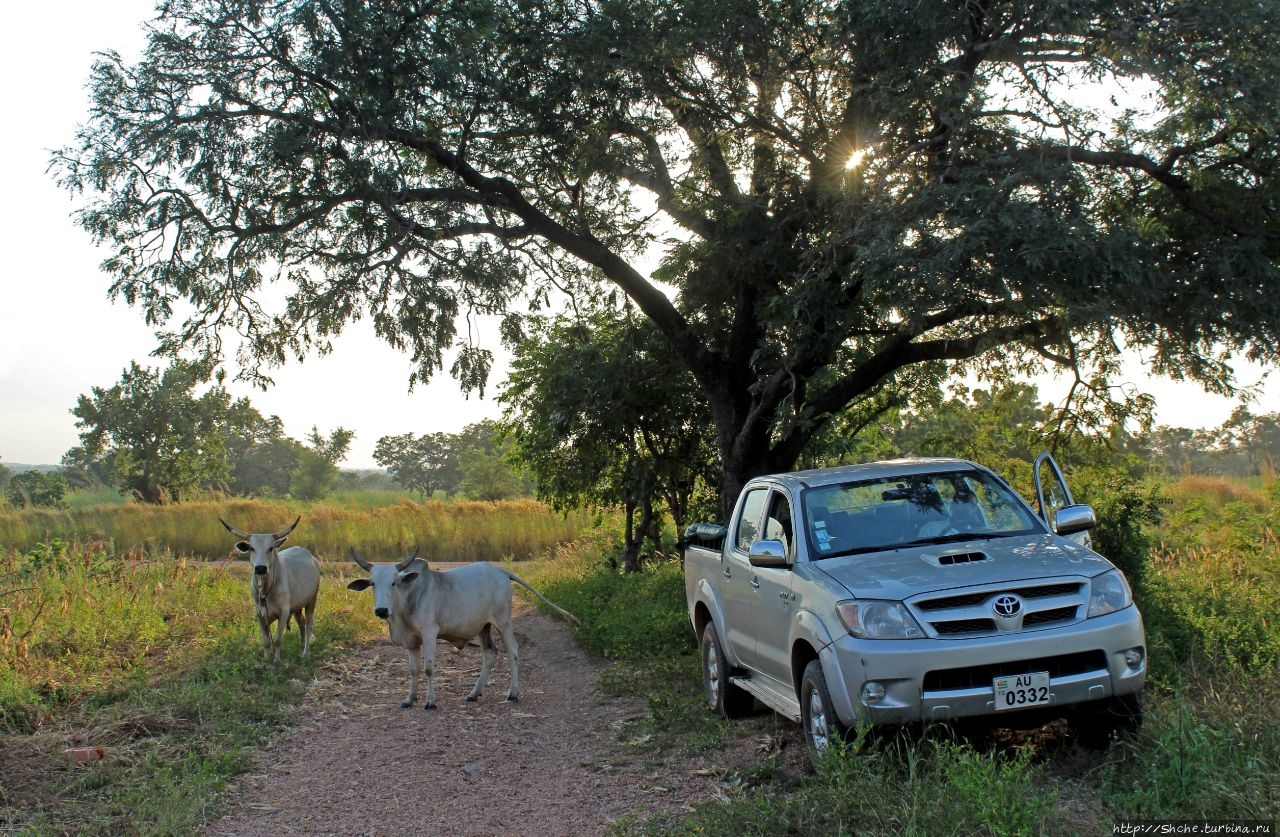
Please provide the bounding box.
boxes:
[704,640,721,708]
[807,686,829,754]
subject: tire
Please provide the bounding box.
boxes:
[699,622,753,718]
[800,659,850,764]
[1072,692,1143,749]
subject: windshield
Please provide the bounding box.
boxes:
[802,469,1043,559]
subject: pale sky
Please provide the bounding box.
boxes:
[0,0,505,469]
[0,2,1275,469]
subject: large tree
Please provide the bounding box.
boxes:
[501,309,719,569]
[71,360,246,502]
[289,426,355,499]
[57,0,1280,516]
[224,412,306,496]
[452,420,526,500]
[372,431,461,498]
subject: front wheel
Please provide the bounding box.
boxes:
[1072,692,1143,749]
[800,659,850,764]
[700,622,753,718]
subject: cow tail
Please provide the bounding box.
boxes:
[504,573,582,627]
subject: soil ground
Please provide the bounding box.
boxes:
[205,600,781,837]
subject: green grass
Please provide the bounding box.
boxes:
[0,538,382,835]
[3,475,1277,835]
[515,476,1280,835]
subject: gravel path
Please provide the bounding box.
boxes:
[205,602,729,837]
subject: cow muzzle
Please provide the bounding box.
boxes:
[375,607,389,619]
[254,565,268,575]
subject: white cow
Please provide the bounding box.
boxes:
[346,548,580,709]
[220,516,321,662]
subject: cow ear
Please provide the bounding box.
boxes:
[235,541,251,553]
[399,571,420,583]
[273,536,288,548]
[346,579,372,591]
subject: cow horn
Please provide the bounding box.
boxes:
[219,518,251,539]
[396,547,420,571]
[274,516,301,539]
[349,547,372,571]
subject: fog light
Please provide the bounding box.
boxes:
[861,681,886,705]
[1124,647,1145,670]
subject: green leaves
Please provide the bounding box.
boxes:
[71,360,235,503]
[55,0,1280,509]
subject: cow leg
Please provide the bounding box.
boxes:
[257,615,273,660]
[272,614,287,662]
[396,642,422,706]
[299,603,315,658]
[422,626,440,709]
[497,616,520,702]
[466,624,496,702]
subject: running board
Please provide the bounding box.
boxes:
[730,674,801,722]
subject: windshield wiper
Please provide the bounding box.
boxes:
[815,544,896,560]
[900,531,1000,547]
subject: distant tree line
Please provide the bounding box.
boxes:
[1,361,530,509]
[0,360,354,507]
[373,420,530,501]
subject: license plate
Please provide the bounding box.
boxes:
[993,671,1051,711]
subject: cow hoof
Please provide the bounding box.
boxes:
[424,702,437,711]
[465,695,479,703]
[506,694,519,703]
[399,701,414,709]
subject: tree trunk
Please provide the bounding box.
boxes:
[621,498,654,574]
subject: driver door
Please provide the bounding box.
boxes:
[751,489,797,688]
[723,487,768,668]
[1033,452,1091,547]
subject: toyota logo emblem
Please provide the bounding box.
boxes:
[992,595,1022,617]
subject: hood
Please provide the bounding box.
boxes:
[813,534,1114,601]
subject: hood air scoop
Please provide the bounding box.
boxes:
[934,551,988,566]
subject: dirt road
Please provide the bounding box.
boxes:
[205,602,729,837]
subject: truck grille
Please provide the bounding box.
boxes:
[911,581,1087,637]
[1023,606,1079,627]
[915,582,1083,611]
[934,618,996,634]
[923,650,1108,691]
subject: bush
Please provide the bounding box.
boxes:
[1069,466,1164,591]
[6,471,70,510]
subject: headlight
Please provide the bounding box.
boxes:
[836,599,924,639]
[1087,569,1133,618]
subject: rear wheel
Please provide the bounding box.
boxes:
[700,622,753,717]
[800,659,850,763]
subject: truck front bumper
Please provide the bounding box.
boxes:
[819,605,1147,728]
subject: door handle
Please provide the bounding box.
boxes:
[750,578,760,589]
[723,568,731,579]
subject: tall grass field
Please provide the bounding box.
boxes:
[0,496,595,563]
[2,479,1277,835]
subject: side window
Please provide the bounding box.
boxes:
[763,490,794,560]
[735,488,769,553]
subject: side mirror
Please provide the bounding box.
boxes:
[1054,504,1096,536]
[748,539,789,568]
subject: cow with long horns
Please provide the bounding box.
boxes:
[346,548,579,708]
[220,516,321,662]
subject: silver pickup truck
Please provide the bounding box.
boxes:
[682,454,1146,757]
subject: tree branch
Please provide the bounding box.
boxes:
[1024,142,1277,239]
